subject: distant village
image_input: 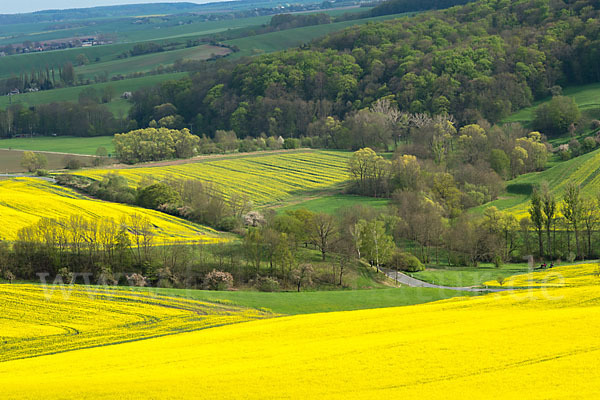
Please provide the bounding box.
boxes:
[0,36,113,57]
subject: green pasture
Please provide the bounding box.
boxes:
[75,45,229,79]
[0,136,114,155]
[136,286,476,315]
[0,73,186,115]
[474,147,600,217]
[504,82,600,129]
[411,263,532,287]
[277,194,389,215]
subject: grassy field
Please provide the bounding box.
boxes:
[503,82,600,146]
[278,194,389,215]
[411,263,532,287]
[0,149,93,173]
[0,15,271,47]
[75,45,229,80]
[504,81,600,128]
[0,178,223,242]
[1,263,599,398]
[476,147,600,217]
[0,73,187,115]
[129,286,476,315]
[0,136,115,155]
[72,150,352,205]
[0,17,271,77]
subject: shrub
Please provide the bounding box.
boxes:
[389,251,424,272]
[568,138,581,156]
[283,138,300,149]
[21,151,47,172]
[3,270,15,283]
[256,276,280,292]
[96,265,117,286]
[136,183,182,209]
[126,273,148,287]
[583,136,597,152]
[300,136,313,148]
[533,96,580,136]
[244,211,265,227]
[35,169,49,176]
[217,216,240,232]
[204,270,234,290]
[558,149,572,160]
[57,267,74,284]
[64,157,83,170]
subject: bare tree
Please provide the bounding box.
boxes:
[308,213,337,261]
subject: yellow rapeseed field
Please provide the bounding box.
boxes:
[1,266,599,398]
[73,150,352,205]
[485,262,600,287]
[0,178,223,242]
[0,284,270,362]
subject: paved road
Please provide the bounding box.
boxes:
[382,269,514,292]
[0,173,55,182]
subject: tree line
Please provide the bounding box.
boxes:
[9,176,599,291]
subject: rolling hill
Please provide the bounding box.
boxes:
[0,178,223,242]
[478,147,600,218]
[1,263,599,398]
[70,150,352,206]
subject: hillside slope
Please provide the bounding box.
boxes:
[0,178,222,242]
[71,150,352,206]
[0,284,269,362]
[479,148,600,217]
[1,265,599,398]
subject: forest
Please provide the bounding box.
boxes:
[123,0,600,138]
[2,0,599,139]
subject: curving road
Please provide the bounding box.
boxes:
[0,173,55,182]
[382,269,514,292]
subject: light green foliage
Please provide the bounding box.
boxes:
[348,148,391,197]
[358,219,395,269]
[113,127,200,163]
[490,149,510,179]
[389,250,424,272]
[20,151,47,172]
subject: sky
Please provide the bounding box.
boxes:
[1,1,213,14]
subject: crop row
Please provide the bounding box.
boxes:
[74,150,352,205]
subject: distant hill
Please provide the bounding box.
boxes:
[0,3,205,24]
[369,0,476,17]
[0,0,324,24]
